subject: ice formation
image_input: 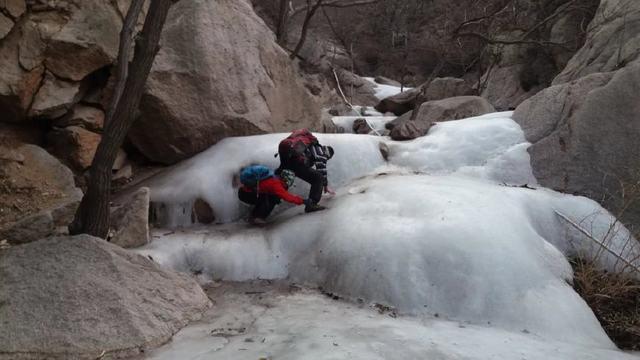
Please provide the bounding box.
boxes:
[147,288,639,360]
[137,112,640,357]
[363,77,412,100]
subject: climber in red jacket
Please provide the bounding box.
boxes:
[238,169,307,225]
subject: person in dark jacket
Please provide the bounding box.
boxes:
[238,169,307,225]
[276,129,334,212]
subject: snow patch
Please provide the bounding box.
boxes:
[363,77,411,100]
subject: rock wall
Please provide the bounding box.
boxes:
[129,0,326,164]
[514,0,640,228]
[0,0,329,168]
[553,0,640,84]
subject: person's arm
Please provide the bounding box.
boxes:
[260,178,304,205]
[310,144,329,184]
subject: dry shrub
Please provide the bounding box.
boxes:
[571,257,640,350]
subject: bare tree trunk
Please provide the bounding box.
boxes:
[105,0,146,126]
[276,0,290,44]
[69,0,175,238]
[289,0,324,60]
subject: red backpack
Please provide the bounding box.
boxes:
[277,129,318,164]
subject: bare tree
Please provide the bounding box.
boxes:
[285,0,381,59]
[290,0,325,59]
[69,0,176,238]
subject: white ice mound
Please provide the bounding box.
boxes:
[145,112,532,225]
[138,112,640,350]
[139,173,639,349]
[363,77,411,100]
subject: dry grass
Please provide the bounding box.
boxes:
[571,257,640,350]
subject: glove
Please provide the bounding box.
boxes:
[324,186,336,195]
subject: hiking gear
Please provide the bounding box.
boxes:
[278,129,318,166]
[240,165,273,188]
[305,202,327,213]
[279,169,296,188]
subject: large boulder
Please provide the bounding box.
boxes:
[389,96,495,141]
[53,104,105,132]
[424,77,473,101]
[554,0,640,84]
[335,69,379,105]
[1,0,26,19]
[109,187,150,248]
[129,0,325,164]
[374,87,421,116]
[46,126,101,171]
[0,144,83,244]
[42,0,122,81]
[0,25,45,122]
[0,235,211,359]
[375,77,473,116]
[28,72,82,118]
[514,64,640,227]
[480,64,547,111]
[0,1,123,122]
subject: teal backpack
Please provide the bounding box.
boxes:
[240,165,273,188]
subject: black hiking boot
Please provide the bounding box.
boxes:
[305,203,326,213]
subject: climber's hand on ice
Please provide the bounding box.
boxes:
[324,186,336,195]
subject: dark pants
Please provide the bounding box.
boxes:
[278,161,324,204]
[238,189,281,219]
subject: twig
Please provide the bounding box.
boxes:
[331,69,381,136]
[555,210,640,275]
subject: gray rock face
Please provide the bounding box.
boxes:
[375,77,473,116]
[0,144,82,244]
[129,0,324,164]
[389,96,495,141]
[1,0,26,18]
[424,77,473,101]
[0,12,13,40]
[54,104,105,132]
[0,235,211,359]
[28,72,82,118]
[375,87,420,116]
[553,0,640,84]
[514,64,640,227]
[481,65,545,111]
[109,187,150,249]
[0,1,122,123]
[43,0,121,81]
[335,69,379,105]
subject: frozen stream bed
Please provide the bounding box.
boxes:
[145,281,638,360]
[135,112,640,359]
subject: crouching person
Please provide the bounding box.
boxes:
[238,165,307,225]
[276,129,334,212]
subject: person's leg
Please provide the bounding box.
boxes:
[238,188,257,205]
[252,194,280,219]
[290,163,324,204]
